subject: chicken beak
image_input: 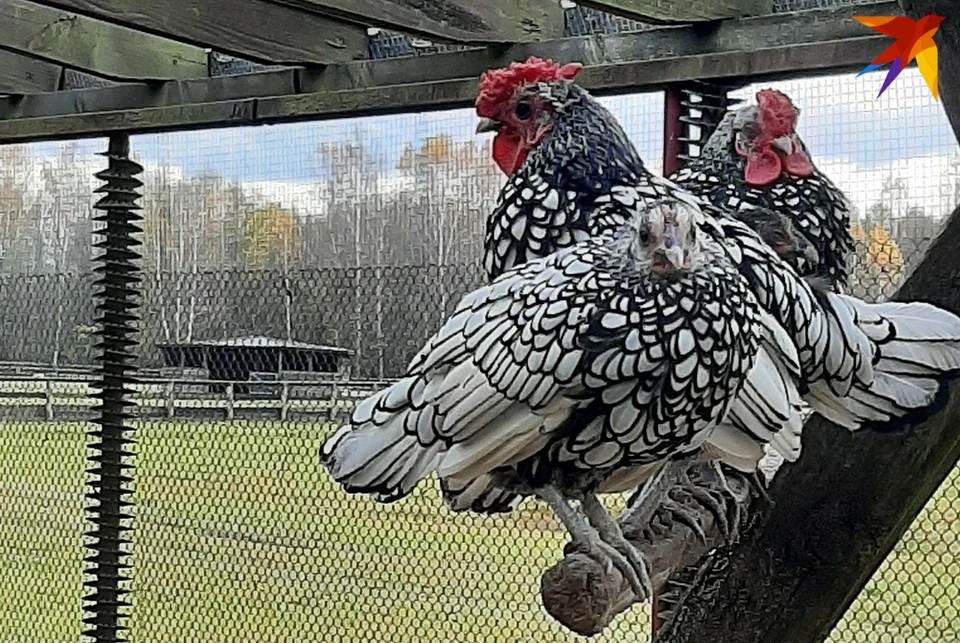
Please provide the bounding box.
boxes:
[771,135,794,156]
[664,245,685,270]
[475,118,501,134]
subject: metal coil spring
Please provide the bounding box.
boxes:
[84,134,143,643]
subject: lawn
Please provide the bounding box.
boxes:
[0,420,957,643]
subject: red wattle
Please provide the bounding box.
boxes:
[783,149,815,178]
[492,133,529,175]
[744,147,783,187]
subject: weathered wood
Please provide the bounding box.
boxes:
[652,3,960,640]
[31,0,370,65]
[901,0,960,141]
[300,1,896,92]
[0,37,888,143]
[540,464,758,636]
[0,0,208,80]
[0,2,899,142]
[0,48,63,94]
[268,0,566,43]
[578,0,772,23]
[657,218,960,643]
[0,69,298,120]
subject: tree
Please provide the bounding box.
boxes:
[243,203,300,270]
[850,221,905,292]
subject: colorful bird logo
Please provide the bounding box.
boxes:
[854,14,945,101]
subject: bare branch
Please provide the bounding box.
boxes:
[540,464,757,636]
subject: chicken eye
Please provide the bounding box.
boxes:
[638,228,651,245]
[515,101,533,121]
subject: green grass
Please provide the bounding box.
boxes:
[0,420,957,643]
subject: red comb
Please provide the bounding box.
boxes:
[475,57,583,117]
[756,89,797,137]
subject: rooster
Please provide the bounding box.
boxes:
[671,89,855,291]
[470,59,809,525]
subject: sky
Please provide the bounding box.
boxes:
[21,67,960,222]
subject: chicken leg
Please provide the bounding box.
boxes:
[535,484,651,600]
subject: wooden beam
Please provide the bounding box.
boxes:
[578,0,773,24]
[654,6,960,640]
[0,48,63,94]
[0,37,887,144]
[268,0,566,44]
[657,213,960,643]
[299,1,898,92]
[0,0,209,81]
[29,0,370,65]
[0,2,899,143]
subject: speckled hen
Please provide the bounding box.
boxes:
[321,198,798,599]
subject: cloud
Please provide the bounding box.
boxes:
[818,151,960,220]
[733,68,958,166]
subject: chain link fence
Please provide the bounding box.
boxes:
[0,67,957,643]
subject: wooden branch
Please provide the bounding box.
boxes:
[30,0,370,65]
[648,4,960,641]
[578,0,772,24]
[540,463,757,636]
[0,0,208,80]
[268,0,566,44]
[650,202,960,643]
[0,48,63,93]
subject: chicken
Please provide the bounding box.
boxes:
[466,57,960,524]
[465,59,810,526]
[322,197,803,600]
[671,89,855,291]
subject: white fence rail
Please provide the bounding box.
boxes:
[0,364,390,422]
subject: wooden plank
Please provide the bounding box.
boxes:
[0,0,208,80]
[578,0,773,23]
[655,4,960,639]
[0,36,886,143]
[31,0,370,65]
[0,1,894,118]
[0,48,63,93]
[300,1,898,92]
[268,0,566,44]
[0,68,298,120]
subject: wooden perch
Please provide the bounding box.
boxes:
[648,2,960,640]
[540,463,758,636]
[543,5,960,634]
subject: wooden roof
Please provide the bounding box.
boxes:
[0,0,897,143]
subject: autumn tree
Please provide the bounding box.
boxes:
[243,203,300,270]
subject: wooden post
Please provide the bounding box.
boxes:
[663,85,684,178]
[280,382,290,422]
[647,7,960,641]
[44,378,54,421]
[225,382,235,421]
[165,380,175,419]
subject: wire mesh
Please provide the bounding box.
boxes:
[0,65,956,643]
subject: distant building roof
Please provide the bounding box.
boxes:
[157,336,354,355]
